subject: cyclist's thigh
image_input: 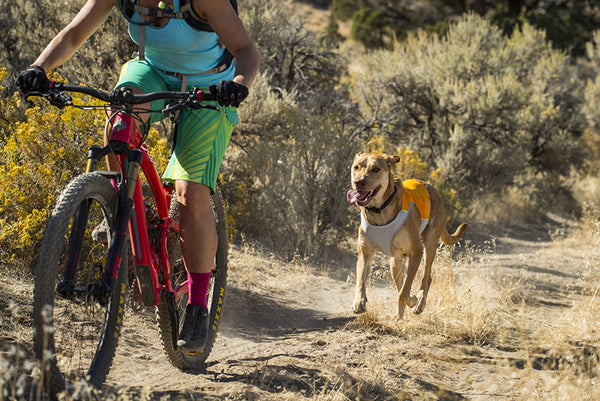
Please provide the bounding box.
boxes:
[162,106,236,192]
[116,59,168,125]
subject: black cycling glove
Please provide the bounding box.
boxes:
[17,65,50,94]
[208,80,249,107]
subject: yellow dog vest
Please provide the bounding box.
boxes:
[360,179,431,256]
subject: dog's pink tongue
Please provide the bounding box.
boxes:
[347,190,360,204]
[347,190,370,204]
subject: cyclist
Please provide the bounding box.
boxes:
[17,0,259,353]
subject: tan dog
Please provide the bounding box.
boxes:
[347,152,467,319]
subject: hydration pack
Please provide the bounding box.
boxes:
[118,0,238,32]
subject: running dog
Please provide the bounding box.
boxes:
[347,152,467,319]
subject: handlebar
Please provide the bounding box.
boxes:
[25,80,218,112]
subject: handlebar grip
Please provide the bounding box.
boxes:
[195,90,217,102]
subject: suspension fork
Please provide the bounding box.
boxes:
[57,144,141,298]
[97,150,141,291]
[58,145,112,294]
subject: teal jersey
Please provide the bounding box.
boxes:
[128,0,235,86]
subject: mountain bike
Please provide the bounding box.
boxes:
[26,82,229,399]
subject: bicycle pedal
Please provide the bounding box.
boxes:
[56,279,75,297]
[135,264,157,306]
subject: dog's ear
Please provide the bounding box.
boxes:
[382,154,401,166]
[354,152,368,163]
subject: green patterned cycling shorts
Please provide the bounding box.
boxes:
[116,59,238,192]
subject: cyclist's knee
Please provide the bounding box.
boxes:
[176,180,211,208]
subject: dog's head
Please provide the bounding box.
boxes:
[347,152,400,207]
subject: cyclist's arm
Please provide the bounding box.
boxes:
[33,0,115,72]
[194,0,260,89]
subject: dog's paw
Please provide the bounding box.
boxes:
[400,295,418,308]
[352,301,367,314]
[413,291,426,314]
[413,300,426,314]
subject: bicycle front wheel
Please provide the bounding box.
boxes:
[156,185,229,369]
[33,173,129,399]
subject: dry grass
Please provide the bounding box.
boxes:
[2,223,600,400]
[340,225,600,400]
[351,241,512,345]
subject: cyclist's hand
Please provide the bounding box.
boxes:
[17,65,50,94]
[208,80,249,107]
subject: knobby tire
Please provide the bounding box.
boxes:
[156,185,228,369]
[33,173,129,399]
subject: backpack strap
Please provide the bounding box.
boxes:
[133,3,187,19]
[182,0,238,32]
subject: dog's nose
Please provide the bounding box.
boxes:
[354,179,366,189]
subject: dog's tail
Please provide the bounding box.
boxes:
[441,223,468,246]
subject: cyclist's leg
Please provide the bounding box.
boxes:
[163,103,236,352]
[174,180,215,351]
[156,184,229,368]
[177,181,217,274]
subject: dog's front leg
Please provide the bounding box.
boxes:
[353,232,376,314]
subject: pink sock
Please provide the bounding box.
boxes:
[187,272,211,308]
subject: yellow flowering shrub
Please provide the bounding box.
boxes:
[0,71,105,271]
[145,127,170,176]
[363,129,390,154]
[0,69,176,272]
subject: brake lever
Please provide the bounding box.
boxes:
[162,101,186,114]
[194,103,219,111]
[109,87,135,105]
[40,88,72,109]
[162,101,219,114]
[48,91,73,109]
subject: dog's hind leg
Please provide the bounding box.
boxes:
[353,235,376,314]
[414,241,437,314]
[391,255,408,318]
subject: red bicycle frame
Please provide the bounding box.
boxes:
[103,112,184,306]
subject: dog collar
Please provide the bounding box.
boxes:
[365,185,397,214]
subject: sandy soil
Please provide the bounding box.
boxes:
[3,219,598,400]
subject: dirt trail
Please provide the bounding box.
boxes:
[2,225,599,400]
[108,249,359,398]
[101,226,598,400]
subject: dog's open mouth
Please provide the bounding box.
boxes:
[347,187,379,206]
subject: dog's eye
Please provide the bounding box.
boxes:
[353,165,359,170]
[373,167,380,172]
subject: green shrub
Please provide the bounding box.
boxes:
[351,14,587,218]
[223,72,360,259]
[242,0,343,95]
[350,6,389,49]
[222,1,361,259]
